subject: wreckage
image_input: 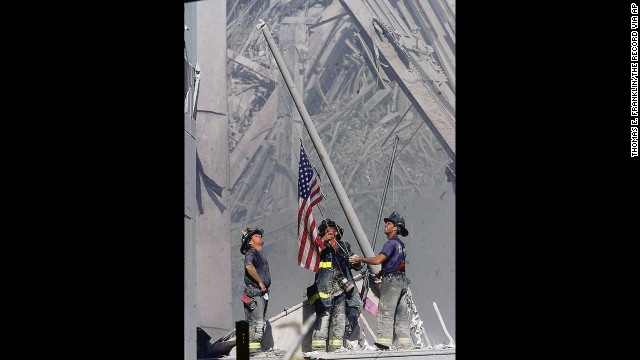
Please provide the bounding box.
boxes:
[185,0,456,359]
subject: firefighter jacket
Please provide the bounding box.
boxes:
[309,240,363,309]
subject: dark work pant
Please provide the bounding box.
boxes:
[344,305,360,340]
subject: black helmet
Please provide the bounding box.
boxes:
[240,227,263,255]
[383,211,409,237]
[318,218,344,240]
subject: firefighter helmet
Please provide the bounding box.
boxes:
[240,227,263,254]
[383,211,409,236]
[318,218,344,240]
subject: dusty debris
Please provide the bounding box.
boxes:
[225,0,455,246]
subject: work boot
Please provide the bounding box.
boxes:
[311,339,326,352]
[249,341,262,356]
[328,339,344,352]
[374,342,398,351]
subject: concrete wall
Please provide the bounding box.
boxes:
[195,0,233,344]
[184,2,198,360]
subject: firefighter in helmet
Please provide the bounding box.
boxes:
[240,227,271,356]
[350,211,412,350]
[309,219,363,352]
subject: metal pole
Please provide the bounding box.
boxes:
[257,19,380,272]
[433,302,456,347]
[371,135,399,251]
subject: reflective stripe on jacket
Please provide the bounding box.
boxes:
[310,240,358,308]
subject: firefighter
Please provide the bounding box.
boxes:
[308,219,362,352]
[240,227,271,356]
[349,211,413,350]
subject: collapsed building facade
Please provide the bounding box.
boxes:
[185,0,456,358]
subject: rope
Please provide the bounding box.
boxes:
[396,120,424,157]
[392,152,395,211]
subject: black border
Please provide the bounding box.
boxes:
[59,2,186,356]
[44,1,637,357]
[458,2,636,355]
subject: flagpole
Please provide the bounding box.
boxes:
[257,19,380,273]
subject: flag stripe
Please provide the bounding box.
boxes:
[309,179,321,202]
[303,211,317,269]
[297,200,309,265]
[301,207,315,269]
[297,143,324,272]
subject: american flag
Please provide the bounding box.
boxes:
[297,143,326,272]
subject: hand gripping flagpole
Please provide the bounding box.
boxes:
[257,19,380,273]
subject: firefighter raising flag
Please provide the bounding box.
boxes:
[297,143,326,272]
